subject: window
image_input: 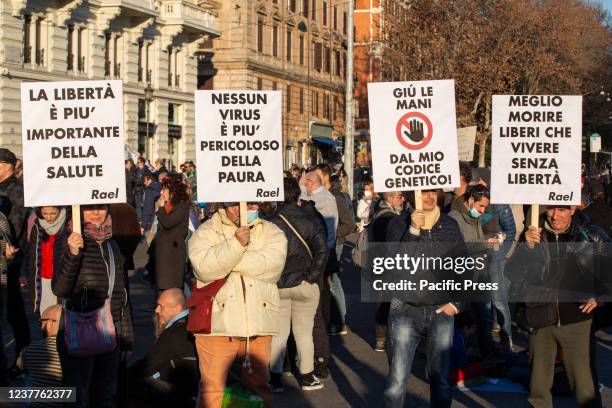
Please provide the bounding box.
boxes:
[77,27,85,72]
[302,0,309,18]
[299,36,304,65]
[286,30,292,62]
[257,20,264,53]
[311,91,316,116]
[272,25,278,57]
[67,24,74,70]
[286,85,291,113]
[324,46,331,73]
[272,81,278,90]
[323,1,327,26]
[113,35,120,78]
[333,96,337,120]
[343,12,347,34]
[315,91,319,117]
[257,77,263,90]
[323,94,329,119]
[335,50,341,76]
[333,6,337,31]
[145,42,152,82]
[314,42,322,71]
[342,52,346,78]
[137,40,143,81]
[23,14,31,63]
[35,17,43,65]
[289,0,296,12]
[311,0,316,20]
[167,46,173,86]
[299,88,304,114]
[104,33,111,76]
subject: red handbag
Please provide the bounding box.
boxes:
[186,278,227,334]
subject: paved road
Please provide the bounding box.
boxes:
[4,240,612,407]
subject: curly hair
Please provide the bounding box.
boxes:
[162,174,190,205]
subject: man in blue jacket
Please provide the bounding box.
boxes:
[141,173,162,236]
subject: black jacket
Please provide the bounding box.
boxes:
[580,201,612,239]
[125,168,137,205]
[371,201,398,243]
[0,176,27,242]
[142,317,197,385]
[154,201,190,290]
[25,220,68,314]
[386,209,467,308]
[511,212,609,329]
[52,234,134,350]
[270,203,328,288]
[331,189,355,245]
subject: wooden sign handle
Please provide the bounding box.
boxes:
[72,204,81,234]
[240,202,248,227]
[415,190,423,211]
[530,204,539,227]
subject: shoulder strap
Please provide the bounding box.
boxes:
[278,214,313,258]
[106,241,116,299]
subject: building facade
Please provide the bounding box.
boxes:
[354,0,407,167]
[0,0,219,169]
[203,0,348,169]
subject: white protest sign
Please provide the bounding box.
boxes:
[367,80,460,192]
[194,90,284,202]
[20,80,126,207]
[491,95,582,205]
[457,126,477,162]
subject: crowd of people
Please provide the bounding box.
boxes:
[1,144,611,407]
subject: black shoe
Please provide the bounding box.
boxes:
[314,358,330,380]
[268,372,283,393]
[300,372,324,391]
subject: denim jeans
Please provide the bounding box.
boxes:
[329,273,346,326]
[384,300,454,408]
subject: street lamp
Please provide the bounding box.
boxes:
[144,84,154,158]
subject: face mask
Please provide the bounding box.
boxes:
[247,209,259,224]
[364,190,373,199]
[469,207,481,218]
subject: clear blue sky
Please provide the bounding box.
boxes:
[603,0,612,15]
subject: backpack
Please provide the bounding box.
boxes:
[351,208,394,268]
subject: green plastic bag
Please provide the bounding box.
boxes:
[221,384,264,408]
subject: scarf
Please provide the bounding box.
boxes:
[422,206,441,230]
[83,214,113,242]
[39,208,66,236]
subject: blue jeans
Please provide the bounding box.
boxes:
[329,273,346,326]
[384,300,454,408]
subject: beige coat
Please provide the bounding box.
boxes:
[188,210,287,337]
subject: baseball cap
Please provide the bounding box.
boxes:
[0,148,16,166]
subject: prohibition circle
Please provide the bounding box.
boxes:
[395,112,433,150]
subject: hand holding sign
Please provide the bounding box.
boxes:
[67,232,84,256]
[405,119,425,143]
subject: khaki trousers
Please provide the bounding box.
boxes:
[195,335,272,408]
[528,319,599,408]
[270,281,320,375]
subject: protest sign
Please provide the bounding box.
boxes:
[491,95,582,205]
[194,90,284,202]
[367,80,460,193]
[20,80,126,207]
[457,126,477,162]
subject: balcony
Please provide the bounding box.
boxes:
[89,0,157,17]
[159,0,220,37]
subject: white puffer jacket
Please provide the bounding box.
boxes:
[188,210,287,337]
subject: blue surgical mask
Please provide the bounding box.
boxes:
[247,209,259,224]
[469,207,481,218]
